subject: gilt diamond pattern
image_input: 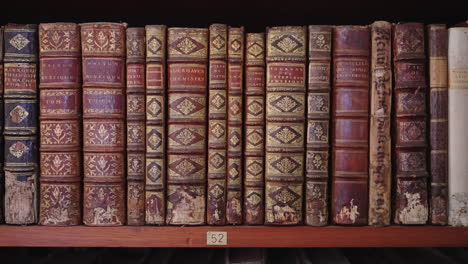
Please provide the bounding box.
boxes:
[209,153,225,169]
[269,186,300,206]
[248,43,263,57]
[246,161,263,177]
[247,101,262,116]
[271,157,300,174]
[271,35,302,53]
[10,34,30,50]
[147,162,162,182]
[211,35,225,50]
[271,96,301,113]
[231,39,241,52]
[211,94,226,109]
[270,126,301,144]
[172,37,204,55]
[209,184,224,199]
[171,97,204,116]
[10,105,29,124]
[147,98,162,117]
[246,130,263,146]
[228,163,240,180]
[230,101,241,115]
[169,158,203,176]
[229,131,241,147]
[211,123,225,138]
[147,129,162,150]
[246,192,262,206]
[169,128,203,146]
[147,36,162,54]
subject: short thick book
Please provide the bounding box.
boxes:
[265,26,306,225]
[3,24,39,224]
[81,23,127,226]
[38,23,82,226]
[166,28,208,225]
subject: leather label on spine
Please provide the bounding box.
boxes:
[40,89,79,116]
[4,64,37,92]
[40,58,80,85]
[267,64,305,86]
[83,89,124,115]
[83,58,124,85]
[147,64,163,89]
[127,64,145,88]
[169,64,207,87]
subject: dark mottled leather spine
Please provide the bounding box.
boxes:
[0,26,4,224]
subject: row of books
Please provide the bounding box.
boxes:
[0,21,466,227]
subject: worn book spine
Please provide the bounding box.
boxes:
[368,21,392,226]
[305,25,332,226]
[145,25,166,225]
[81,23,126,226]
[0,26,4,224]
[332,26,370,225]
[428,24,448,225]
[226,27,244,224]
[244,33,265,225]
[393,22,429,225]
[126,27,146,225]
[3,24,38,224]
[265,26,306,225]
[207,24,228,225]
[38,23,81,226]
[448,27,468,226]
[166,28,208,225]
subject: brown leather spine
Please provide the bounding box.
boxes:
[306,25,332,226]
[226,27,244,224]
[207,24,228,225]
[38,23,82,226]
[145,25,166,225]
[0,26,4,224]
[393,22,429,225]
[428,24,448,225]
[265,26,306,225]
[166,28,208,225]
[244,33,265,225]
[368,21,392,226]
[332,26,370,225]
[81,22,127,226]
[126,27,145,225]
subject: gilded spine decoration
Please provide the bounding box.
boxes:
[393,23,428,225]
[126,27,146,225]
[0,26,4,223]
[207,24,228,225]
[145,25,166,225]
[81,23,127,226]
[244,33,265,225]
[226,27,244,224]
[265,26,306,225]
[368,21,392,226]
[3,24,39,224]
[166,28,208,225]
[38,23,82,225]
[306,25,332,226]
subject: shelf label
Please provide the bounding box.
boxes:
[206,231,227,246]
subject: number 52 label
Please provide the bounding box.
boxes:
[206,231,227,246]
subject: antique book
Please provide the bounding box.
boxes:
[38,23,81,226]
[448,26,468,226]
[368,21,392,226]
[305,25,332,226]
[207,24,228,225]
[126,27,146,225]
[166,27,208,225]
[244,33,265,225]
[3,24,39,224]
[81,22,126,226]
[0,26,4,224]
[332,26,370,225]
[393,22,428,225]
[226,26,244,224]
[428,24,448,225]
[265,26,306,225]
[145,25,166,225]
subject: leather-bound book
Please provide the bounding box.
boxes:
[448,26,468,226]
[0,26,4,224]
[207,24,228,225]
[265,26,306,225]
[332,26,370,225]
[428,24,448,225]
[244,33,265,225]
[226,27,244,224]
[38,23,81,226]
[81,23,126,226]
[368,21,392,226]
[393,23,428,225]
[305,25,332,226]
[3,24,39,224]
[145,25,166,225]
[126,27,145,225]
[166,28,208,225]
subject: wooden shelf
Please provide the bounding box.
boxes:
[0,226,467,247]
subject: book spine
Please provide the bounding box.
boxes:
[368,21,392,226]
[226,27,244,224]
[448,27,468,226]
[393,22,429,225]
[3,24,38,224]
[38,23,82,226]
[0,26,4,224]
[244,33,265,225]
[126,27,146,225]
[81,23,126,226]
[207,24,228,225]
[428,24,448,225]
[166,28,208,225]
[332,26,370,225]
[145,25,167,225]
[306,25,332,226]
[265,26,306,225]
